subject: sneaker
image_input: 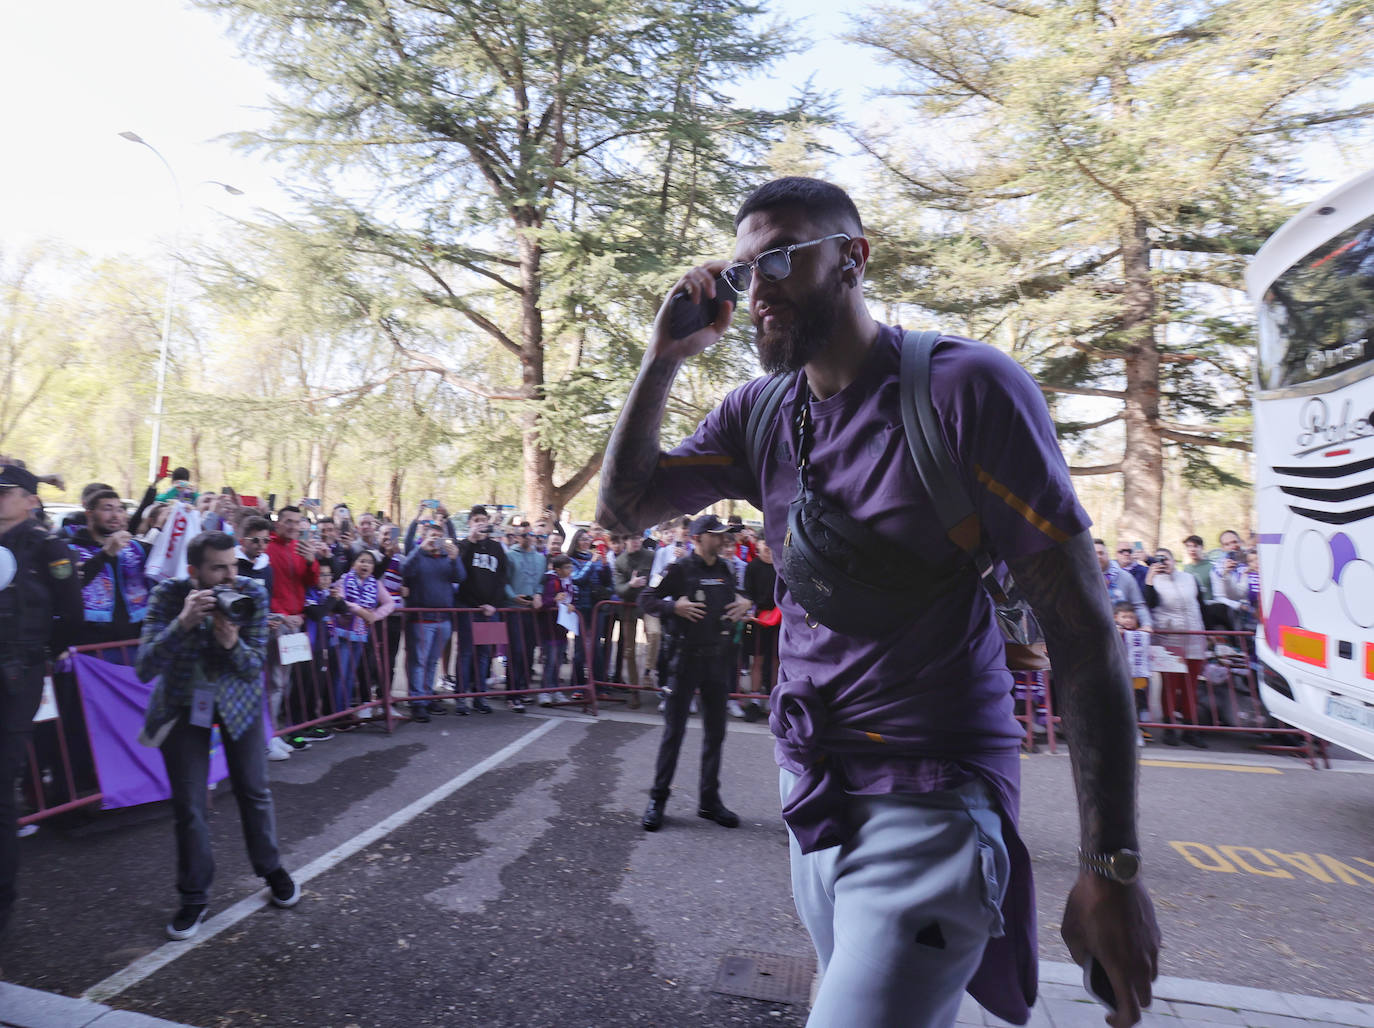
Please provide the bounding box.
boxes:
[727,700,746,718]
[508,698,526,713]
[743,701,765,723]
[357,706,374,720]
[538,693,553,707]
[551,691,569,705]
[452,699,471,716]
[267,737,291,761]
[427,702,448,716]
[265,867,301,908]
[285,735,312,751]
[440,675,459,693]
[411,708,431,723]
[16,824,38,838]
[690,698,698,714]
[388,704,407,719]
[658,699,667,713]
[304,726,334,741]
[166,903,209,941]
[472,699,493,714]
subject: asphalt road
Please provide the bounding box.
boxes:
[3,706,1372,1026]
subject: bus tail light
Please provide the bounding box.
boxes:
[1366,644,1374,681]
[1261,663,1295,700]
[1280,626,1328,668]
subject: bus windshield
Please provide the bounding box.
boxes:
[1257,212,1374,391]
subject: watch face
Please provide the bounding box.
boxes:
[1110,851,1141,881]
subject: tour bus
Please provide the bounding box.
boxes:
[1246,168,1374,760]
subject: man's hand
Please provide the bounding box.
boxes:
[531,594,543,610]
[281,613,303,631]
[442,538,459,559]
[178,589,216,631]
[1061,874,1161,1027]
[673,596,706,622]
[723,595,752,623]
[295,539,314,562]
[212,612,239,649]
[629,572,647,589]
[648,260,736,363]
[102,530,133,557]
[480,604,496,617]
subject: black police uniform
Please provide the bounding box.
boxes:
[0,507,82,938]
[640,551,739,815]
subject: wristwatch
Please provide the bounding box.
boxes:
[1078,848,1142,884]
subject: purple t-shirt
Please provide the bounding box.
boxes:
[650,325,1090,1022]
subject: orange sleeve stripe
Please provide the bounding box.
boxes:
[973,463,1072,543]
[658,454,734,468]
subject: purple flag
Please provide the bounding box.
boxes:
[72,652,228,810]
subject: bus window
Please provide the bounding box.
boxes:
[1257,215,1374,391]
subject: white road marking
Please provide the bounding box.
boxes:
[82,718,563,1003]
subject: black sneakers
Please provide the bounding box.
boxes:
[166,903,208,941]
[698,804,741,829]
[266,867,301,908]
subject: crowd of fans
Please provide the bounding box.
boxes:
[13,463,780,774]
[1095,530,1263,747]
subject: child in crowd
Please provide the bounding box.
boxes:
[540,555,577,704]
[304,564,347,725]
[1114,600,1160,745]
[335,551,396,719]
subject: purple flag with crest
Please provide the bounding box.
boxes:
[72,652,228,809]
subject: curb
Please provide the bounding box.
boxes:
[1039,961,1374,1026]
[0,980,196,1028]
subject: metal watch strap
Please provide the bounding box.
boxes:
[1078,847,1141,883]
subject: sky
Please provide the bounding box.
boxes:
[0,1,1366,261]
[0,0,884,260]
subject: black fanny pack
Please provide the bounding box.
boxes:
[779,390,972,636]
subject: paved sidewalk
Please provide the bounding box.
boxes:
[6,962,1374,1028]
[958,962,1374,1028]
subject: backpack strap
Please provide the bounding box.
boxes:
[745,371,796,483]
[899,329,1013,603]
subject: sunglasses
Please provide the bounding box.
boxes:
[1117,548,1132,554]
[722,233,851,293]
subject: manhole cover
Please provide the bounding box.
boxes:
[711,950,816,1004]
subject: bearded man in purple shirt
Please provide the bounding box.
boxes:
[598,178,1159,1028]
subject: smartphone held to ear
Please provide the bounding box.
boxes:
[667,273,735,339]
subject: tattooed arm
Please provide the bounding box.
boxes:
[1007,528,1160,1027]
[596,261,735,535]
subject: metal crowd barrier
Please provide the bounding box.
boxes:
[1011,629,1329,768]
[18,617,1332,830]
[583,598,779,716]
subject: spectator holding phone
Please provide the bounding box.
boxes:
[402,523,465,721]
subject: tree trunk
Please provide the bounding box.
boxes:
[1117,215,1163,549]
[517,226,555,515]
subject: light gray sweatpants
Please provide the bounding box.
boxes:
[781,769,1010,1028]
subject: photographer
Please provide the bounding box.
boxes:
[136,531,300,942]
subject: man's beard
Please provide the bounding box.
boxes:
[753,286,840,374]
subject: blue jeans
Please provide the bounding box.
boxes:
[504,610,538,693]
[161,710,281,905]
[781,770,1009,1027]
[333,639,364,714]
[455,611,496,695]
[407,618,452,706]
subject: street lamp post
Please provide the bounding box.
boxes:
[118,131,241,484]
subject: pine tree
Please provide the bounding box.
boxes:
[850,0,1374,544]
[195,0,809,512]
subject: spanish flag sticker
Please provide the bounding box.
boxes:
[49,558,73,580]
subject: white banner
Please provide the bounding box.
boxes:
[144,501,201,582]
[1123,631,1151,678]
[277,632,313,665]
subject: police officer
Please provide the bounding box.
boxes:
[0,464,81,942]
[638,514,752,832]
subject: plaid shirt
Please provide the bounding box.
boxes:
[136,576,269,741]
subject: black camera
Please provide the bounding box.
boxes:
[1143,555,1161,565]
[213,586,255,623]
